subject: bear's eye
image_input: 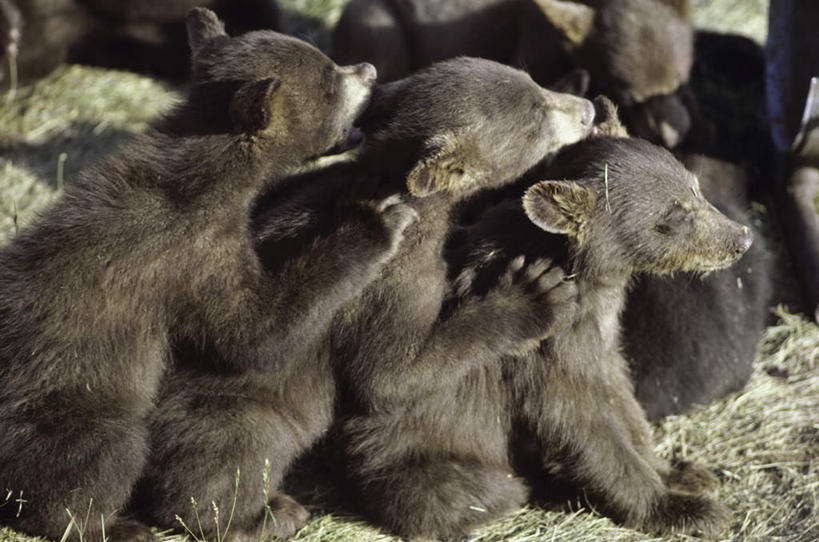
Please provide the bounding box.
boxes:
[654,223,673,235]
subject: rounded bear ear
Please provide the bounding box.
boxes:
[406,137,477,197]
[531,0,595,47]
[522,180,595,239]
[186,7,228,53]
[591,95,629,137]
[550,68,590,96]
[229,77,282,133]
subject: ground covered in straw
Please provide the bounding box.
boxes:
[1,0,817,541]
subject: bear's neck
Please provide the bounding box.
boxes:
[93,129,287,214]
[357,140,460,253]
[566,241,632,351]
[358,137,423,190]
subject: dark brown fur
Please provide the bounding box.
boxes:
[0,0,280,85]
[340,134,750,539]
[623,153,772,420]
[131,176,417,541]
[129,56,594,542]
[327,59,594,539]
[332,0,694,146]
[0,0,90,86]
[0,9,375,541]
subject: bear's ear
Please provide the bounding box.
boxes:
[229,77,282,132]
[186,7,228,53]
[531,0,595,47]
[523,180,595,238]
[406,137,477,197]
[550,68,590,96]
[592,95,629,137]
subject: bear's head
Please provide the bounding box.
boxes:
[183,7,376,158]
[359,57,596,198]
[522,136,752,278]
[528,0,693,148]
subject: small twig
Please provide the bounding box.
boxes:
[6,42,18,102]
[212,501,220,542]
[258,458,278,541]
[175,514,202,542]
[222,468,240,539]
[61,509,77,542]
[14,489,25,517]
[191,497,205,542]
[81,498,94,542]
[12,199,18,235]
[57,152,68,191]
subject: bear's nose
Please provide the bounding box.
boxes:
[733,225,753,257]
[580,99,595,128]
[356,63,377,83]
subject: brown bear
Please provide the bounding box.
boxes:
[337,116,748,539]
[324,59,593,539]
[623,153,772,420]
[0,0,89,87]
[130,181,417,542]
[0,0,281,86]
[128,55,595,541]
[332,0,694,147]
[0,8,377,541]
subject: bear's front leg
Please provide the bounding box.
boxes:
[601,352,720,496]
[380,255,577,400]
[238,191,417,372]
[517,358,731,538]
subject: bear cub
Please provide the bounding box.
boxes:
[0,0,282,86]
[329,60,594,539]
[0,8,377,542]
[623,153,772,420]
[341,109,748,539]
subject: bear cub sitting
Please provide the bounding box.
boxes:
[0,8,376,542]
[341,106,748,539]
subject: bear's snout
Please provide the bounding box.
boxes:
[731,225,753,258]
[355,62,377,84]
[580,99,595,129]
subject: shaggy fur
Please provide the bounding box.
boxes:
[332,0,694,147]
[339,132,752,539]
[0,9,375,541]
[623,153,772,420]
[328,60,594,539]
[130,56,594,542]
[0,0,280,85]
[131,180,417,541]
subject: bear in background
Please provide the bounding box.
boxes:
[333,0,694,148]
[0,8,374,541]
[337,110,746,538]
[0,0,280,86]
[623,153,772,420]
